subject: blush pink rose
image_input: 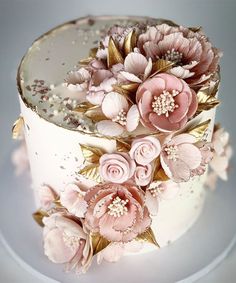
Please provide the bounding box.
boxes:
[160,134,202,182]
[129,136,161,165]
[11,141,29,176]
[43,213,92,274]
[60,183,88,218]
[134,164,153,186]
[84,183,151,242]
[136,73,198,132]
[99,153,136,183]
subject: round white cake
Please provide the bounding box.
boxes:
[14,15,223,270]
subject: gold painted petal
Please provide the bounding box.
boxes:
[124,29,137,56]
[187,119,211,142]
[12,116,24,140]
[196,84,220,113]
[32,210,49,227]
[107,37,124,68]
[89,47,98,58]
[73,102,98,113]
[79,57,94,65]
[91,233,110,256]
[152,158,169,182]
[136,227,160,248]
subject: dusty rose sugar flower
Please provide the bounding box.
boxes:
[134,164,153,186]
[99,152,136,183]
[160,133,202,182]
[136,73,198,132]
[43,213,92,274]
[38,185,58,210]
[137,24,221,85]
[84,183,151,242]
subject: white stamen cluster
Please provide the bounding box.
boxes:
[152,90,179,117]
[63,232,81,251]
[148,187,159,198]
[112,109,127,126]
[164,145,179,161]
[163,48,183,64]
[108,196,129,218]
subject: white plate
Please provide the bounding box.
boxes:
[0,148,236,283]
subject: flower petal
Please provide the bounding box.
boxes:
[124,52,148,75]
[96,120,124,136]
[120,71,142,83]
[126,105,140,132]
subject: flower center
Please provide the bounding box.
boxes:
[112,109,127,126]
[63,232,81,251]
[152,90,179,117]
[108,196,129,218]
[162,48,183,65]
[164,145,179,161]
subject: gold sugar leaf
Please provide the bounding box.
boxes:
[79,164,102,183]
[116,139,131,152]
[112,85,135,105]
[151,59,174,77]
[89,47,98,58]
[79,57,94,65]
[80,144,104,163]
[124,29,137,56]
[196,85,220,113]
[152,158,169,182]
[189,26,202,32]
[32,210,48,227]
[84,108,107,122]
[12,116,24,140]
[119,82,139,92]
[136,227,160,248]
[91,233,110,256]
[107,37,124,68]
[73,102,97,113]
[187,119,211,141]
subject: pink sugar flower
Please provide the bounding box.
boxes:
[160,134,202,182]
[84,183,151,242]
[43,213,92,274]
[210,128,233,180]
[99,152,136,183]
[96,92,140,136]
[38,185,58,210]
[129,136,161,165]
[11,141,29,176]
[60,183,88,218]
[134,164,153,186]
[145,180,180,215]
[137,24,221,85]
[136,73,198,132]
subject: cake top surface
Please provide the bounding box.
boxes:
[18,15,221,138]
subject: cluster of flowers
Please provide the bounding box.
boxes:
[65,22,221,136]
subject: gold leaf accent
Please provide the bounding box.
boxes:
[119,82,139,92]
[196,85,220,113]
[187,119,211,142]
[32,210,48,227]
[73,102,98,113]
[136,227,160,248]
[80,144,104,163]
[91,233,110,255]
[84,108,107,122]
[12,116,24,140]
[89,47,98,58]
[189,26,202,32]
[107,37,124,68]
[152,158,169,182]
[150,59,174,78]
[79,164,102,183]
[116,139,131,152]
[124,29,137,56]
[112,85,135,105]
[79,57,94,65]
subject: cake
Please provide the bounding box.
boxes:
[12,15,232,274]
